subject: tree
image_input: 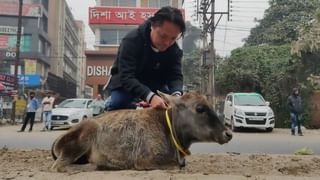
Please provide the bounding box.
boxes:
[292,9,320,57]
[215,45,299,127]
[183,21,202,52]
[245,0,320,46]
[182,50,202,91]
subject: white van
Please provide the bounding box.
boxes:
[223,92,275,132]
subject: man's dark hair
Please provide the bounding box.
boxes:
[292,87,299,93]
[149,6,186,36]
[29,92,35,96]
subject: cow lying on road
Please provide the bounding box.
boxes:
[51,91,232,172]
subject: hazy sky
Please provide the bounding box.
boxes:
[65,0,269,56]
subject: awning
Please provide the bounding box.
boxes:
[0,82,5,91]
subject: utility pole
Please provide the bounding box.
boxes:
[197,0,230,107]
[11,0,23,124]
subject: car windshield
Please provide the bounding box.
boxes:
[58,99,87,108]
[234,94,266,106]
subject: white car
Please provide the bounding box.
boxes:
[223,92,275,132]
[51,98,93,129]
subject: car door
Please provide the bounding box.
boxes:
[85,100,93,118]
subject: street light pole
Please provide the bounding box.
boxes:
[11,0,23,124]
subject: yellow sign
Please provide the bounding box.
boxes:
[24,59,36,74]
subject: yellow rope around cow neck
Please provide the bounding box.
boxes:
[165,109,190,157]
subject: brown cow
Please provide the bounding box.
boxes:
[51,91,232,172]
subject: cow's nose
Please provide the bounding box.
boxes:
[225,131,233,140]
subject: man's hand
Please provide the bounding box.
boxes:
[150,95,167,109]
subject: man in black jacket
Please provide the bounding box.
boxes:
[106,6,185,111]
[287,88,303,136]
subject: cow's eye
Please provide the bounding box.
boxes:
[196,105,206,113]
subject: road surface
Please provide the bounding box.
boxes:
[0,123,319,155]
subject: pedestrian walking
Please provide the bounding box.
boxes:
[287,88,304,136]
[17,92,39,132]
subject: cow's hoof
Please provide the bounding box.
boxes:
[51,164,67,173]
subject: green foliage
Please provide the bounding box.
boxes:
[183,21,202,52]
[292,9,320,57]
[245,0,320,46]
[182,50,202,91]
[216,45,300,127]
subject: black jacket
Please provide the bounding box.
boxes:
[287,95,303,113]
[108,20,183,101]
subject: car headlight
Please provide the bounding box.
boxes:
[267,110,274,116]
[234,108,245,116]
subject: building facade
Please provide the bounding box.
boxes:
[48,0,85,98]
[87,0,183,98]
[0,0,50,93]
[75,21,86,98]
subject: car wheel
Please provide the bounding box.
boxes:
[266,127,273,132]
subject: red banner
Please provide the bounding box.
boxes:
[0,2,41,17]
[0,74,17,89]
[89,7,184,25]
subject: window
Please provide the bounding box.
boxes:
[38,38,45,55]
[42,16,48,33]
[119,0,136,7]
[234,95,265,106]
[100,29,133,45]
[148,0,170,8]
[101,0,136,7]
[100,30,117,45]
[41,0,49,11]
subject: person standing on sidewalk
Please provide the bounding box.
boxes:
[18,92,39,132]
[41,91,55,131]
[287,88,304,136]
[89,94,105,116]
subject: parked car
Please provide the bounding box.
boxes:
[223,92,275,132]
[51,98,93,129]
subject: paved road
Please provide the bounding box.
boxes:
[1,123,319,155]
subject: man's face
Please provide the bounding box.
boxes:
[294,90,299,95]
[150,21,181,52]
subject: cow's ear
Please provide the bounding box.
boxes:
[157,90,178,106]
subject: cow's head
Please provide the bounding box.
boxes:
[158,91,232,145]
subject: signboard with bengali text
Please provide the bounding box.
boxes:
[0,73,16,90]
[18,74,40,87]
[89,7,184,25]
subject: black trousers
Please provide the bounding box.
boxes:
[20,112,36,131]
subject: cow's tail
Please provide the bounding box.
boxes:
[51,138,58,160]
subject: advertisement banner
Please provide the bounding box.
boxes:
[18,74,40,87]
[0,74,16,89]
[24,59,37,74]
[0,2,41,17]
[0,25,24,34]
[0,35,31,52]
[89,7,184,25]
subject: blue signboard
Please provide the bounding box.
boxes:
[18,74,40,87]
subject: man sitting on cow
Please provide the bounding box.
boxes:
[106,6,185,111]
